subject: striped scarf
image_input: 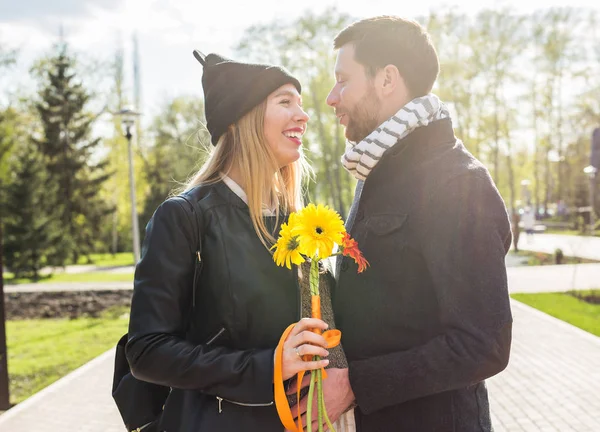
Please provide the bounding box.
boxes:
[341,93,450,181]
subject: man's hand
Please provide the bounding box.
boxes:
[288,368,355,431]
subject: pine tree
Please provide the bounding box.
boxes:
[0,108,17,202]
[33,44,112,265]
[3,141,59,279]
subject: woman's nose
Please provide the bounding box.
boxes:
[295,106,309,123]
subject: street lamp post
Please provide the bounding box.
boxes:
[116,107,142,263]
[584,165,597,235]
[0,220,10,410]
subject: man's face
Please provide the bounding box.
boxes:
[327,44,382,143]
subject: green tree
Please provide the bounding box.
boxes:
[421,10,488,160]
[0,108,17,190]
[32,44,112,265]
[236,8,356,217]
[3,141,59,279]
[531,8,584,213]
[0,40,18,198]
[423,7,598,215]
[477,9,526,209]
[229,6,599,220]
[139,95,209,228]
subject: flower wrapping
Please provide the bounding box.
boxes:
[272,204,368,432]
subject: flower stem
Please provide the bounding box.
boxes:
[322,391,336,432]
[317,368,324,432]
[307,368,316,432]
[310,256,320,296]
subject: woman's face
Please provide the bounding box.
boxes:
[264,83,309,168]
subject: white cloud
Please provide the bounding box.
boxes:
[0,0,121,32]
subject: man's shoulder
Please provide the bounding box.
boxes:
[430,165,508,228]
[426,141,496,195]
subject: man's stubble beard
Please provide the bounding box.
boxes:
[345,87,382,143]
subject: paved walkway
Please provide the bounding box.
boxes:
[517,233,600,261]
[4,281,131,293]
[508,263,600,293]
[487,301,600,431]
[6,261,599,295]
[38,264,135,276]
[1,232,598,430]
[0,300,598,431]
[0,350,124,431]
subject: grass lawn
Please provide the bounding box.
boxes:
[511,290,600,337]
[6,306,129,404]
[75,252,135,267]
[4,272,134,285]
[4,252,135,284]
[544,229,600,237]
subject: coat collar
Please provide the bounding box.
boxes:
[385,117,456,159]
[214,180,249,209]
[362,118,457,191]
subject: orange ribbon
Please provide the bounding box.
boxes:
[274,322,341,431]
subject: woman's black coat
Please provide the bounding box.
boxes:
[126,181,300,431]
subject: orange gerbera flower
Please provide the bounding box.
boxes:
[341,232,369,273]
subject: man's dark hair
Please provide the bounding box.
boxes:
[334,16,440,98]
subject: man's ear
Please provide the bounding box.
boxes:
[381,64,401,96]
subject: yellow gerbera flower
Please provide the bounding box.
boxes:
[272,214,305,269]
[292,204,345,259]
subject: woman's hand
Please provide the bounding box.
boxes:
[279,318,330,381]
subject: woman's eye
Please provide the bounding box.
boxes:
[280,99,291,105]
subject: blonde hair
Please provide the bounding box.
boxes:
[185,100,311,249]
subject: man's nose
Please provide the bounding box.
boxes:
[326,86,339,107]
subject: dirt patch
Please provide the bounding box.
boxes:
[4,290,132,320]
[568,291,600,305]
[575,294,600,305]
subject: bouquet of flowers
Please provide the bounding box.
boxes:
[272,204,368,432]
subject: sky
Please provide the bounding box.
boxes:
[1,0,600,128]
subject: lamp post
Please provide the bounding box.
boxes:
[584,165,597,235]
[0,220,10,410]
[116,107,142,263]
